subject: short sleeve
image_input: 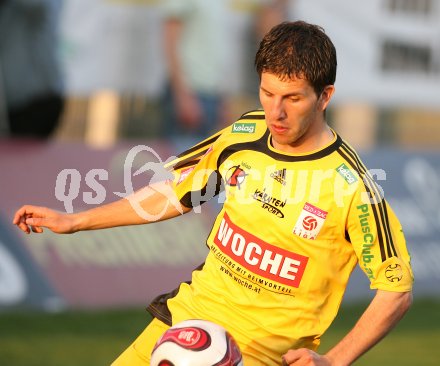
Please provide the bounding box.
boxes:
[346,178,414,292]
[165,130,226,208]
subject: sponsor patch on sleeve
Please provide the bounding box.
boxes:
[336,163,358,185]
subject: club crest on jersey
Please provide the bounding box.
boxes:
[293,202,328,240]
[225,165,247,189]
[385,263,403,283]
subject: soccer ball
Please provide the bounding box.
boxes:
[150,319,243,366]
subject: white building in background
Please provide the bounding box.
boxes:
[292,0,440,108]
[290,0,440,148]
[55,0,439,148]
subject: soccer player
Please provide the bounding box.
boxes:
[13,21,413,366]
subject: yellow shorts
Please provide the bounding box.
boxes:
[111,317,169,366]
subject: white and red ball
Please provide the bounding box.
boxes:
[150,319,243,366]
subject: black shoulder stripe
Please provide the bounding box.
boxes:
[173,151,205,171]
[238,111,266,120]
[175,109,263,165]
[173,158,201,172]
[338,143,397,261]
[381,199,398,258]
[339,144,396,260]
[337,147,387,262]
[168,135,220,172]
[340,143,397,259]
[175,134,220,160]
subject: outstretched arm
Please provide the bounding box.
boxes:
[282,289,412,366]
[13,180,191,234]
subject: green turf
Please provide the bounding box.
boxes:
[320,298,440,365]
[0,299,439,365]
[0,308,152,366]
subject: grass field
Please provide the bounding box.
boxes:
[0,298,439,365]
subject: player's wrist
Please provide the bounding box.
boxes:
[69,212,87,233]
[323,351,350,366]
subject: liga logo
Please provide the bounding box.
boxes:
[293,203,328,240]
[302,216,318,231]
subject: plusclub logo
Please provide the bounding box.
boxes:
[357,203,374,279]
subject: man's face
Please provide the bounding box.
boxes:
[259,72,334,153]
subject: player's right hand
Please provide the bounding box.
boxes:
[282,349,332,366]
[12,205,79,234]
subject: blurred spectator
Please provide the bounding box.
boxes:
[160,0,285,140]
[0,0,64,139]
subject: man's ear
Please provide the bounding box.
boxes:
[319,85,335,111]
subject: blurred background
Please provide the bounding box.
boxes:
[0,0,439,365]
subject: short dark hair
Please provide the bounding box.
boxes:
[255,21,337,96]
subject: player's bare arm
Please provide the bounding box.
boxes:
[282,290,412,366]
[13,180,191,235]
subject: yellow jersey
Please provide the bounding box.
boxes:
[147,110,413,366]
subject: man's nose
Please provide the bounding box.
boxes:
[269,97,287,121]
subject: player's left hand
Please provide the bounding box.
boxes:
[282,348,332,366]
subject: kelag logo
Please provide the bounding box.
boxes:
[336,163,357,185]
[231,123,256,134]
